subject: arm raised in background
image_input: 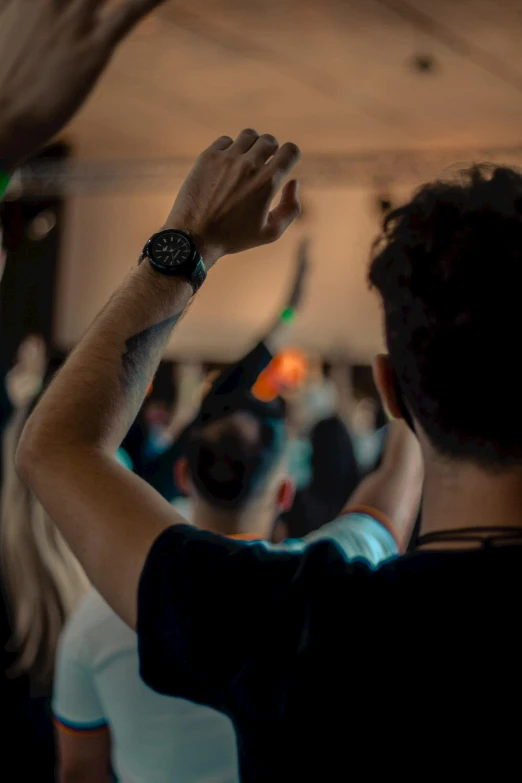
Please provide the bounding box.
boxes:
[344,419,423,553]
[0,0,167,176]
[16,129,301,629]
[263,236,310,355]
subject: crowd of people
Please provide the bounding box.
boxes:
[2,1,522,781]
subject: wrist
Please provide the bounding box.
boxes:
[161,219,222,269]
[137,258,195,300]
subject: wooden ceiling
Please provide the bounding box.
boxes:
[55,0,522,360]
[70,0,522,161]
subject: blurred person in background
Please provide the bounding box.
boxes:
[53,411,420,783]
[0,225,13,486]
[0,0,171,776]
[276,357,360,541]
[159,240,361,539]
[137,362,208,503]
[1,336,89,781]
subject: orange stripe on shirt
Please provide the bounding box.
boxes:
[54,717,108,735]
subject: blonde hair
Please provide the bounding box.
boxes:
[0,404,89,693]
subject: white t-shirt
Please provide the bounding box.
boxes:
[53,512,397,783]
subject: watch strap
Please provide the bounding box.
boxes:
[190,257,207,293]
[139,231,207,294]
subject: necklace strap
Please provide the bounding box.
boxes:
[416,526,522,550]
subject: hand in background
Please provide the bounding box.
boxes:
[6,335,47,409]
[164,129,301,266]
[0,0,166,171]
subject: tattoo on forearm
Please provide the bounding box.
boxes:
[121,314,180,399]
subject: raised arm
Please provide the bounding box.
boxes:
[344,419,423,553]
[0,0,167,182]
[262,236,310,355]
[16,130,301,629]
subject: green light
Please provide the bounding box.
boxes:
[281,307,295,324]
[0,170,10,199]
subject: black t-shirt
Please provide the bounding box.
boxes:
[137,526,522,781]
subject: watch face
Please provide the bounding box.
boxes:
[151,232,192,268]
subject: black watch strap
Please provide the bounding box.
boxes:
[191,258,207,293]
[138,231,207,294]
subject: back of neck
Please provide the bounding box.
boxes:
[192,498,274,540]
[420,458,522,538]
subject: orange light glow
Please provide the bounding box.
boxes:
[252,349,308,402]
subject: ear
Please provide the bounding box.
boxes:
[276,478,295,513]
[174,458,192,497]
[372,354,402,420]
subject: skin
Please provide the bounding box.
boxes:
[17,127,423,636]
[373,354,522,546]
[16,128,303,629]
[57,727,112,783]
[0,0,168,172]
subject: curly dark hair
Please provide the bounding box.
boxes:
[369,164,522,467]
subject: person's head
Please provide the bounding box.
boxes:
[175,409,293,537]
[370,164,522,471]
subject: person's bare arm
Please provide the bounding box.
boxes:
[0,0,166,175]
[264,236,310,354]
[16,130,301,629]
[56,726,112,783]
[345,420,423,553]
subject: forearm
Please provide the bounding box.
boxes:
[19,262,193,461]
[14,129,302,628]
[346,428,423,553]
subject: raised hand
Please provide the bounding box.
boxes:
[0,0,166,171]
[164,129,302,266]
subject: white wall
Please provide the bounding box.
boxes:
[55,185,402,362]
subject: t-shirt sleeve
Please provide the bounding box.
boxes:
[137,524,357,712]
[302,511,398,566]
[52,623,108,732]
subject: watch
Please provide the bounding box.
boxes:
[139,229,207,293]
